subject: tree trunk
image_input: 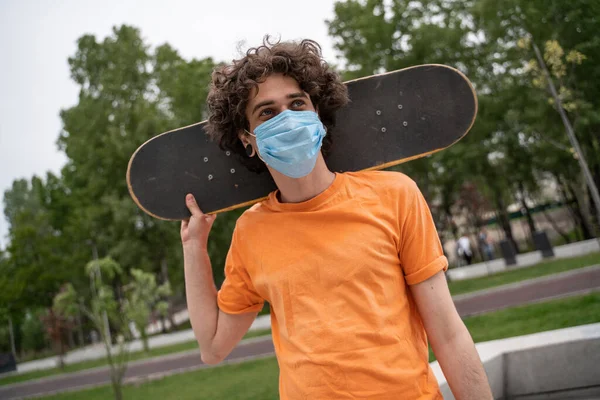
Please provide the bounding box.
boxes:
[469,216,484,261]
[77,301,85,347]
[105,334,122,400]
[589,187,600,233]
[518,182,537,236]
[556,173,593,240]
[495,195,520,253]
[103,323,128,400]
[111,377,123,400]
[55,329,66,370]
[567,182,595,239]
[542,209,571,244]
[160,256,176,332]
[68,327,75,349]
[8,317,17,361]
[140,326,149,353]
[557,183,583,240]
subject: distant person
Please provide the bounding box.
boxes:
[90,330,99,344]
[478,227,494,261]
[457,233,473,265]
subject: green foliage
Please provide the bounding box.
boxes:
[51,258,179,397]
[1,25,218,346]
[1,176,73,315]
[53,257,131,400]
[123,268,172,352]
[328,0,600,242]
[20,310,49,353]
[4,1,600,359]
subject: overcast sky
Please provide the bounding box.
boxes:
[0,0,339,248]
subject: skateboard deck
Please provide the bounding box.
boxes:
[127,64,477,220]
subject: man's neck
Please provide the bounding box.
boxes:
[269,153,336,204]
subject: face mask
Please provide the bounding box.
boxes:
[246,110,327,178]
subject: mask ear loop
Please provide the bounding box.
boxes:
[244,129,266,163]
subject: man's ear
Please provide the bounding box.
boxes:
[238,129,249,146]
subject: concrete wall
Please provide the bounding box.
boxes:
[447,238,600,281]
[505,338,600,400]
[439,339,600,400]
[433,323,600,400]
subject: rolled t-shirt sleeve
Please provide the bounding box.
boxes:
[217,229,264,314]
[398,180,448,285]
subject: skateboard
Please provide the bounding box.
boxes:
[127,64,477,220]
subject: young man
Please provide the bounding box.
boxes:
[181,38,492,399]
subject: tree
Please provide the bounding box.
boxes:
[54,257,130,400]
[39,309,71,369]
[518,38,600,234]
[2,25,237,351]
[21,309,50,356]
[327,0,522,247]
[57,25,223,331]
[1,176,74,319]
[473,0,600,231]
[123,269,171,352]
[327,0,599,250]
[53,257,176,399]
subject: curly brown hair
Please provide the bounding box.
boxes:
[205,36,349,173]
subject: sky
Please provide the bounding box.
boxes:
[0,0,339,248]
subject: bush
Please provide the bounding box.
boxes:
[21,310,49,353]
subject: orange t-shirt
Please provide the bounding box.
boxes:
[218,171,447,399]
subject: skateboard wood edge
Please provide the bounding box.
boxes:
[126,63,478,220]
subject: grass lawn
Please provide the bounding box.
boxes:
[463,291,600,342]
[428,291,600,362]
[42,356,280,400]
[448,252,600,296]
[6,253,599,388]
[0,328,272,387]
[43,292,600,399]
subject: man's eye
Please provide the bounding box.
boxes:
[292,100,305,108]
[260,109,273,117]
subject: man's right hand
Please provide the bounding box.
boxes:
[179,193,258,365]
[181,194,217,249]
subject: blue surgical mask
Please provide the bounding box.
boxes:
[246,110,326,178]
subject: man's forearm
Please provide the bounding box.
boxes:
[433,325,493,400]
[183,244,219,361]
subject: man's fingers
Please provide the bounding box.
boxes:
[185,194,204,217]
[206,213,217,225]
[181,219,189,231]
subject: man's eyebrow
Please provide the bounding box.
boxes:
[252,92,309,115]
[287,92,308,99]
[252,100,275,116]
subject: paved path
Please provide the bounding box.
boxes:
[2,266,599,400]
[0,337,275,400]
[14,314,272,373]
[17,243,600,373]
[453,265,600,316]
